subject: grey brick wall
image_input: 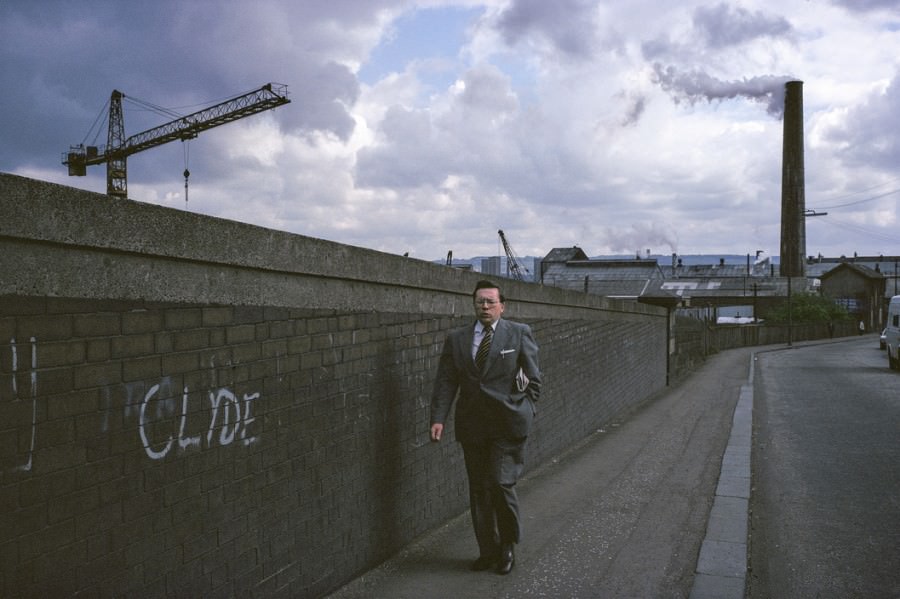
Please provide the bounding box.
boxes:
[0,173,667,597]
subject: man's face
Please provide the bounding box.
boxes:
[474,287,504,325]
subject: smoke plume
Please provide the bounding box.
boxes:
[651,64,793,117]
[604,222,679,255]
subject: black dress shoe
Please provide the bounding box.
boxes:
[471,554,496,571]
[496,544,514,575]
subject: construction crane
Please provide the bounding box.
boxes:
[63,83,290,199]
[498,229,530,281]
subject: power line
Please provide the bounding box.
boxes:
[810,215,900,246]
[824,176,900,200]
[814,187,900,210]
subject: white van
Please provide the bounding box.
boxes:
[886,295,900,370]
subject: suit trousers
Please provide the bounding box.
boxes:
[462,436,526,556]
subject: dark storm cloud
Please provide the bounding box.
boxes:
[692,3,794,48]
[0,3,177,168]
[0,0,371,174]
[281,61,359,141]
[641,3,793,61]
[829,0,900,11]
[494,0,599,59]
[821,71,900,171]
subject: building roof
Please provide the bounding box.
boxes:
[818,261,885,281]
[538,251,899,304]
[660,263,772,278]
[638,281,683,309]
[806,256,898,277]
[540,257,664,299]
[660,277,803,298]
[542,247,589,263]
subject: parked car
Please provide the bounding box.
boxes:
[886,296,900,370]
[880,328,887,350]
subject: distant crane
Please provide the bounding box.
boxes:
[498,229,530,281]
[63,83,290,199]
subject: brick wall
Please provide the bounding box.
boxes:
[0,173,667,597]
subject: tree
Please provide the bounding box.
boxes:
[765,292,851,324]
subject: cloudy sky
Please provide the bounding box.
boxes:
[2,0,898,261]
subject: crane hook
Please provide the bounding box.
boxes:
[183,168,190,207]
[183,138,190,208]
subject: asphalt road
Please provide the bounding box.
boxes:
[749,336,900,598]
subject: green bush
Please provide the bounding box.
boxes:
[765,292,851,324]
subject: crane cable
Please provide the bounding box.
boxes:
[117,93,193,207]
[81,99,110,148]
[183,140,190,208]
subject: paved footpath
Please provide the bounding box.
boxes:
[326,347,755,599]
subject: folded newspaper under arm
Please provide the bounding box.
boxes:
[515,368,529,392]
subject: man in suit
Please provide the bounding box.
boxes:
[430,280,542,575]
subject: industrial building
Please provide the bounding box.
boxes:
[534,249,897,331]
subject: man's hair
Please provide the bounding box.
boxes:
[473,279,505,303]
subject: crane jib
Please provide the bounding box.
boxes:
[124,89,290,157]
[63,83,291,196]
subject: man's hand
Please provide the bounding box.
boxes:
[430,423,443,442]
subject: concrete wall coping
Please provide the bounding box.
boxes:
[1,173,664,321]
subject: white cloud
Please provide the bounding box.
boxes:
[1,0,898,261]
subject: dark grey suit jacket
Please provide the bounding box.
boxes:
[430,318,542,444]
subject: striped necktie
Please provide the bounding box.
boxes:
[475,324,493,372]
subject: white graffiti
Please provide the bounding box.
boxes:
[6,337,37,472]
[5,337,265,470]
[138,382,260,460]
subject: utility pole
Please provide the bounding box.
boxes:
[787,276,793,347]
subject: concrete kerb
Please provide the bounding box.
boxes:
[689,353,755,599]
[688,338,856,599]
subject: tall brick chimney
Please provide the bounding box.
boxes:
[779,80,805,277]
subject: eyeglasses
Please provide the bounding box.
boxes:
[474,299,500,306]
